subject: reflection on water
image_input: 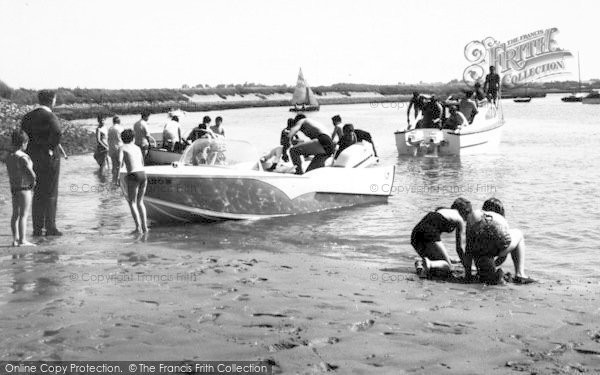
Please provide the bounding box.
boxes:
[1,94,600,283]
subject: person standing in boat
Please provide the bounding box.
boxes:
[411,198,470,277]
[406,91,425,130]
[331,115,343,144]
[210,116,225,137]
[459,91,478,124]
[287,114,334,174]
[133,110,151,158]
[162,115,182,151]
[483,66,501,104]
[418,96,442,129]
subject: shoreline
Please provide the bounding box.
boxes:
[1,239,598,373]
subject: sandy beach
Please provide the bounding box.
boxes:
[1,239,599,374]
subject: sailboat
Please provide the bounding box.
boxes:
[562,52,583,102]
[289,68,320,112]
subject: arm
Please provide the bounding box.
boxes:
[23,156,36,187]
[407,101,414,122]
[48,114,62,155]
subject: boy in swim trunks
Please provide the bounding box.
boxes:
[119,129,148,234]
[6,130,37,246]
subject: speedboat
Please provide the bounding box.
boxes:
[561,94,583,103]
[122,138,394,223]
[513,97,531,103]
[394,101,504,156]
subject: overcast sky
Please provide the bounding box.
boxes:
[0,0,596,89]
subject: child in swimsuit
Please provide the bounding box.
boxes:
[6,130,36,246]
[411,198,470,277]
[119,129,148,234]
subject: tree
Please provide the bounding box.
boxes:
[0,79,14,99]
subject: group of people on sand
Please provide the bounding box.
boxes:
[406,66,500,131]
[261,114,377,174]
[411,197,535,285]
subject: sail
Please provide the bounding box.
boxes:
[290,68,318,106]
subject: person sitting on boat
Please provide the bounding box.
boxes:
[417,96,443,129]
[162,115,182,151]
[331,115,343,144]
[444,106,469,131]
[210,116,225,137]
[483,66,500,104]
[411,198,469,278]
[260,118,299,171]
[459,91,478,124]
[288,114,334,174]
[334,124,357,159]
[407,91,425,129]
[187,116,215,143]
[462,198,535,285]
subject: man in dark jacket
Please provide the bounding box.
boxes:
[21,90,62,236]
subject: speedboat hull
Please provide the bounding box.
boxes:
[395,103,504,156]
[147,148,183,165]
[127,165,394,223]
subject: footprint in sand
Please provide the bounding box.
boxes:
[351,319,375,332]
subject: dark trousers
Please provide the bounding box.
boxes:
[289,135,333,173]
[30,150,60,233]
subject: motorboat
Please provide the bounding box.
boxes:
[513,97,531,103]
[582,91,600,104]
[289,68,320,112]
[121,138,394,223]
[394,100,505,156]
[561,95,583,103]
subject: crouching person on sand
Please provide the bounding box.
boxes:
[410,198,471,277]
[462,198,535,285]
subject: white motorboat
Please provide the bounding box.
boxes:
[394,101,505,156]
[121,138,394,223]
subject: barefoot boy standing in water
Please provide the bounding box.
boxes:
[119,129,148,234]
[6,130,37,246]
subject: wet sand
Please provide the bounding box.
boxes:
[1,240,599,374]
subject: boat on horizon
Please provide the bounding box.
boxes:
[394,100,505,156]
[513,97,532,103]
[123,138,393,223]
[562,52,584,103]
[289,68,320,112]
[582,91,600,104]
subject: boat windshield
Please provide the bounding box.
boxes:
[179,138,261,170]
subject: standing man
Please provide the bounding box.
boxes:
[406,91,425,130]
[331,115,343,144]
[133,110,151,158]
[21,89,63,236]
[483,66,501,104]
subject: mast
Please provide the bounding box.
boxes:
[577,52,581,94]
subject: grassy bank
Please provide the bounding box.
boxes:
[0,99,96,161]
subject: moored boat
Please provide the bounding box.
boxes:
[122,138,394,223]
[513,97,531,103]
[394,101,504,156]
[582,92,600,104]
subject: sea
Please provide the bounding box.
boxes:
[1,93,599,281]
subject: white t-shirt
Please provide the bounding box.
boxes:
[163,120,181,142]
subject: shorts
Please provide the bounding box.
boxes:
[475,256,504,284]
[125,171,147,184]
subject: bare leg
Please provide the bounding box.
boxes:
[422,241,453,273]
[126,177,141,233]
[137,178,148,232]
[18,191,34,246]
[11,193,19,246]
[497,229,527,278]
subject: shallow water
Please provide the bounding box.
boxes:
[2,94,600,281]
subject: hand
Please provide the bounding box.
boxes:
[282,154,289,163]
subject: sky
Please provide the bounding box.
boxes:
[0,0,596,89]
